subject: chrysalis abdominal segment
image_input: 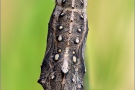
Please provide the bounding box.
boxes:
[38,0,88,90]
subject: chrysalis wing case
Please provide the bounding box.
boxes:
[38,0,89,90]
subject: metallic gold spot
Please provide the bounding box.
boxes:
[72,5,74,9]
[72,51,75,54]
[54,54,59,60]
[58,35,62,41]
[72,78,75,82]
[60,12,65,17]
[62,0,66,3]
[59,26,63,30]
[58,49,62,52]
[80,13,84,19]
[73,56,77,63]
[62,60,69,74]
[51,75,55,80]
[77,28,82,32]
[75,37,80,44]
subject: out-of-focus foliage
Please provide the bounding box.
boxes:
[1,0,134,90]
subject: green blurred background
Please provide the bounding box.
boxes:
[1,0,134,90]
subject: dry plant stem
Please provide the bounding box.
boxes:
[38,0,88,90]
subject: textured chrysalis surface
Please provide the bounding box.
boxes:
[38,0,88,90]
